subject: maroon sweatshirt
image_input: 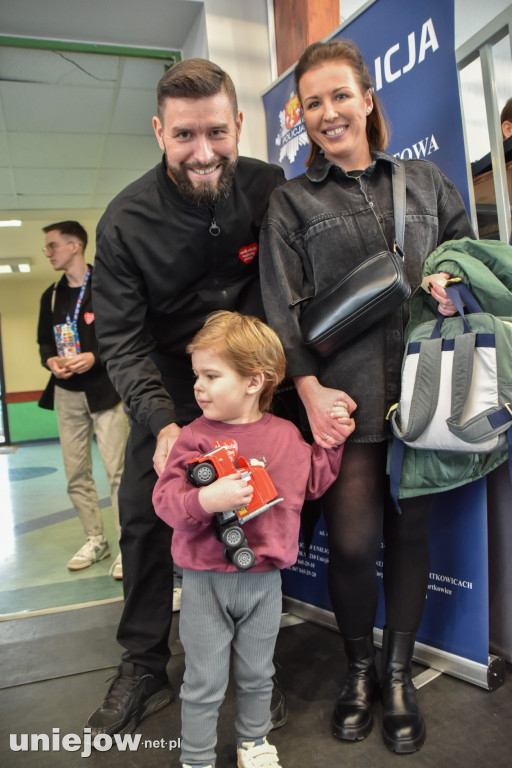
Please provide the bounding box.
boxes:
[153,412,343,572]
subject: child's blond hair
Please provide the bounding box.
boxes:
[187,311,286,412]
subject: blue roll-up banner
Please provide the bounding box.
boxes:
[282,481,489,664]
[265,0,492,678]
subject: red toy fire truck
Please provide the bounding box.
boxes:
[186,440,283,571]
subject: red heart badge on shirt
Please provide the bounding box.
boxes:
[84,312,95,325]
[239,243,258,264]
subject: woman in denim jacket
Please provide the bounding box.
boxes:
[260,39,475,755]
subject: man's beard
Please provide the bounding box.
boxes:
[166,156,238,207]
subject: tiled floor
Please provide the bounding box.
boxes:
[1,607,511,768]
[0,439,123,617]
[0,440,511,767]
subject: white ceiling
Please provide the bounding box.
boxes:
[0,46,175,212]
[0,0,205,280]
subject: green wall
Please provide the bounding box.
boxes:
[8,401,59,443]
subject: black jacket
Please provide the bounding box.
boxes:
[260,152,474,442]
[92,156,285,436]
[37,266,121,412]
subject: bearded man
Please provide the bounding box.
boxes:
[87,58,285,736]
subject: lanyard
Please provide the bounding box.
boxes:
[66,267,91,324]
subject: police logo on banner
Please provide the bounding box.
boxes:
[274,92,310,165]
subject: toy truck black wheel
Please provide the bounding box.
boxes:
[220,525,245,549]
[232,547,256,571]
[187,461,217,487]
[223,547,232,564]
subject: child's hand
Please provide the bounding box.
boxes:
[327,400,355,445]
[198,472,254,515]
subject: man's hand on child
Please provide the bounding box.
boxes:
[153,423,182,476]
[199,472,254,515]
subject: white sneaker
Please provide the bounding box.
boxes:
[109,553,123,580]
[67,535,110,571]
[173,586,182,612]
[182,764,213,768]
[237,737,282,768]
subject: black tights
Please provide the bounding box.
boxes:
[322,442,434,638]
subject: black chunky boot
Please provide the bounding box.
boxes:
[381,629,426,753]
[332,634,379,741]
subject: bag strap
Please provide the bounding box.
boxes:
[433,283,507,444]
[290,162,407,311]
[446,320,512,444]
[488,412,512,487]
[446,282,483,314]
[391,161,406,258]
[447,331,478,436]
[389,436,405,514]
[370,160,406,256]
[50,282,58,314]
[430,282,481,339]
[390,336,443,442]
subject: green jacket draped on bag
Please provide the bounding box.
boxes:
[390,237,512,498]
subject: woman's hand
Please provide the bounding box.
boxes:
[294,375,356,449]
[427,272,461,316]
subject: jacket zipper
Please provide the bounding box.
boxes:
[208,207,221,237]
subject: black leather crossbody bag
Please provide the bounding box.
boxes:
[294,162,410,358]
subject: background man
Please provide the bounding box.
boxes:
[37,220,128,577]
[500,99,512,243]
[87,59,286,736]
[501,97,512,139]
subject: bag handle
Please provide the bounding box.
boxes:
[446,282,483,314]
[430,282,483,338]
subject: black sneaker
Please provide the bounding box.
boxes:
[270,676,288,730]
[85,662,174,736]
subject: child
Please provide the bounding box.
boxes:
[153,311,354,768]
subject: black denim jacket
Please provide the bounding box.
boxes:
[260,152,475,442]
